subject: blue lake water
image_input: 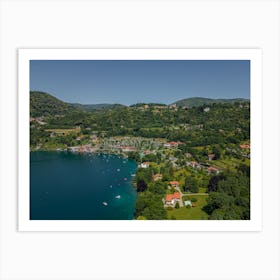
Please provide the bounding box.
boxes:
[30,152,137,220]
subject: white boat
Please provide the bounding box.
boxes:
[117,169,120,172]
[102,202,108,206]
[115,195,121,199]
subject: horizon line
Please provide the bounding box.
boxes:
[30,90,250,106]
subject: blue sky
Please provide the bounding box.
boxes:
[30,60,250,105]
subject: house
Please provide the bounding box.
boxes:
[207,154,215,161]
[207,166,220,175]
[164,143,171,148]
[185,153,192,158]
[204,107,210,112]
[164,141,179,148]
[121,146,136,152]
[153,173,162,181]
[164,192,181,206]
[169,157,178,162]
[169,141,178,147]
[140,162,150,168]
[170,181,180,187]
[187,161,201,169]
[240,144,250,149]
[144,150,151,155]
[169,104,177,109]
[184,200,192,207]
[78,144,92,153]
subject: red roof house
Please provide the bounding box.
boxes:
[165,192,181,206]
[170,181,180,187]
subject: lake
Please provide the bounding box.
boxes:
[30,152,137,220]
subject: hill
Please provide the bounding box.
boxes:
[30,91,82,117]
[171,97,249,108]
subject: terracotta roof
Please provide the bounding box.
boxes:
[165,192,181,202]
[207,167,219,172]
[153,173,162,179]
[170,181,180,185]
[240,144,250,149]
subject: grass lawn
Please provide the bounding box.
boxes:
[167,195,209,220]
[45,127,81,135]
[211,157,250,172]
[199,187,207,193]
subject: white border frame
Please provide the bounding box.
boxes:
[18,49,262,232]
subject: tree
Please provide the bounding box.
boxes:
[185,176,199,193]
[136,179,148,192]
[203,172,250,220]
[207,175,226,193]
[212,146,222,160]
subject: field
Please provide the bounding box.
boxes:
[167,195,209,220]
[213,157,250,172]
[45,127,81,135]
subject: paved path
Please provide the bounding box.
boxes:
[174,187,184,207]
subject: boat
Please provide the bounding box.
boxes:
[131,174,136,177]
[117,168,120,172]
[115,195,121,199]
[102,202,108,206]
[124,178,127,181]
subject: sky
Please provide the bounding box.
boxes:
[30,60,250,105]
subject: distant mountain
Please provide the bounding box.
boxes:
[171,97,249,108]
[70,103,127,112]
[30,91,82,117]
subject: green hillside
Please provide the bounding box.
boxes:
[172,97,249,108]
[70,103,127,112]
[30,91,81,117]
